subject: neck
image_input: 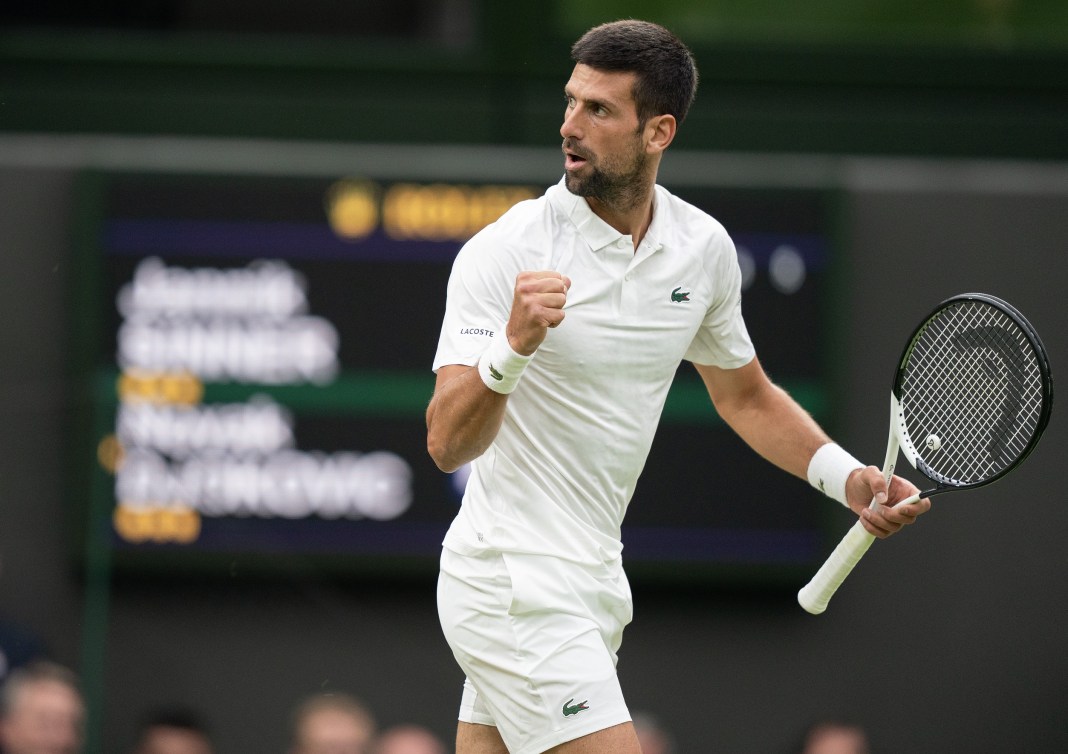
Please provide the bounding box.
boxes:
[586,181,655,248]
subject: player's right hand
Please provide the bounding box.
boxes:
[846,467,930,538]
[507,270,571,355]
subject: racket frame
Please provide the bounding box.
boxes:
[896,292,1053,497]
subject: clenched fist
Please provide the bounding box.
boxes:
[507,271,571,355]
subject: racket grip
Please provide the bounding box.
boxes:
[797,520,877,615]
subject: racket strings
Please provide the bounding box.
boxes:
[899,301,1046,485]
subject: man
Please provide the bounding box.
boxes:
[631,712,674,754]
[0,660,85,754]
[371,725,446,754]
[130,706,213,754]
[427,19,930,754]
[288,692,376,754]
[795,719,871,754]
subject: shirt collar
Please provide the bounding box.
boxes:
[549,178,664,254]
[548,178,625,252]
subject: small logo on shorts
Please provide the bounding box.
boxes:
[562,698,589,717]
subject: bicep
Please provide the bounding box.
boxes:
[692,357,768,421]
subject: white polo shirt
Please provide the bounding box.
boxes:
[433,178,755,568]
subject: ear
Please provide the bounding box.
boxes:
[644,114,677,154]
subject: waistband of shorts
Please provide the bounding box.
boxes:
[441,545,623,579]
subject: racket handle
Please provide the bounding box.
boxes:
[797,520,876,615]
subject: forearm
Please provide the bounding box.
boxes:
[426,366,509,473]
[698,358,833,481]
[718,380,832,481]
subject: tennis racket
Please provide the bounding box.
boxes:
[798,292,1053,615]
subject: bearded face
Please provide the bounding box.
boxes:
[562,131,650,210]
[560,65,656,214]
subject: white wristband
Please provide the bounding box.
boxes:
[807,443,865,508]
[477,335,534,395]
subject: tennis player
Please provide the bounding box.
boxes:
[427,20,931,754]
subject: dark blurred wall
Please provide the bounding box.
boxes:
[0,168,83,666]
[0,144,1064,753]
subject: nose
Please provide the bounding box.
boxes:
[560,106,581,140]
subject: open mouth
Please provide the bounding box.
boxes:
[565,153,587,171]
[562,141,590,171]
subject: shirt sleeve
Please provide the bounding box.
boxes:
[432,230,519,373]
[684,232,756,369]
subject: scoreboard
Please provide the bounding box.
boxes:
[70,162,838,583]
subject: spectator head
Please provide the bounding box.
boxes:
[0,660,85,754]
[289,693,376,754]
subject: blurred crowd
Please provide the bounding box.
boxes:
[0,657,446,754]
[0,656,867,753]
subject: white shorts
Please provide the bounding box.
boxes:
[437,547,634,754]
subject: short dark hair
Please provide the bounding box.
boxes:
[571,19,698,126]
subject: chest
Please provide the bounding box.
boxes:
[537,242,710,381]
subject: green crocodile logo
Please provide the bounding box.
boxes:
[671,286,690,303]
[488,363,504,381]
[562,698,589,717]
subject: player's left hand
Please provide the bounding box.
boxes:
[845,467,932,539]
